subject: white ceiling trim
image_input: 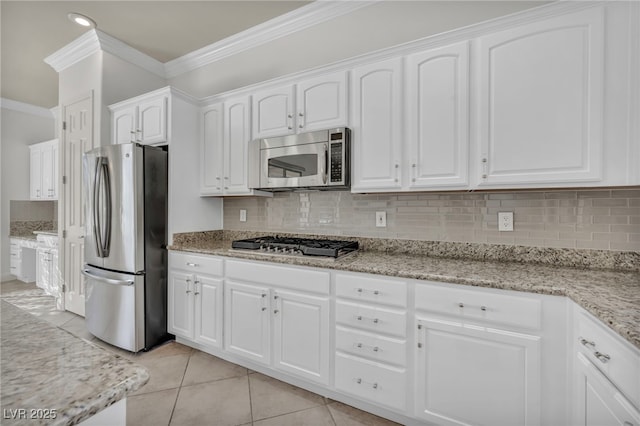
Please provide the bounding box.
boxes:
[1,97,55,119]
[163,0,380,79]
[44,29,165,78]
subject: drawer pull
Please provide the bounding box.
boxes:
[356,288,381,295]
[372,383,378,389]
[186,262,199,267]
[480,306,487,311]
[458,302,464,308]
[261,307,266,311]
[354,377,378,389]
[356,315,380,324]
[580,338,596,349]
[594,351,611,363]
[355,342,381,353]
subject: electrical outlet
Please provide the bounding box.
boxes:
[240,209,247,222]
[498,212,514,232]
[376,211,387,228]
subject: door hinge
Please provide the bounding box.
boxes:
[62,284,66,293]
[62,121,67,131]
[62,176,67,185]
[62,230,67,238]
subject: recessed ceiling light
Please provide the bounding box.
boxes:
[68,12,96,29]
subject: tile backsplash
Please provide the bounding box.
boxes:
[9,200,57,236]
[223,188,640,252]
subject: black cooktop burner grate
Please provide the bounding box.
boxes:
[231,236,359,258]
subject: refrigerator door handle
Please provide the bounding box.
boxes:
[93,157,104,258]
[101,159,112,257]
[81,269,134,286]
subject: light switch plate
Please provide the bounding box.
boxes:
[376,211,387,228]
[498,212,514,231]
[240,209,247,222]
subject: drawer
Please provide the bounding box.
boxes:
[37,235,59,247]
[169,251,223,277]
[336,326,406,367]
[226,259,329,295]
[336,300,406,337]
[415,282,542,330]
[336,273,407,308]
[335,352,406,411]
[577,309,640,407]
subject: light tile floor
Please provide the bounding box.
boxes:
[1,280,401,426]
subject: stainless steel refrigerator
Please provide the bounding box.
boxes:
[82,143,169,352]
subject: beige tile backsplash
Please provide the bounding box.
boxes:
[223,188,640,252]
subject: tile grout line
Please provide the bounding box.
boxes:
[166,350,193,426]
[247,372,255,425]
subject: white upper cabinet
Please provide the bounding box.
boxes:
[252,85,296,138]
[111,92,167,145]
[351,57,404,192]
[252,71,348,139]
[473,7,605,188]
[29,139,58,200]
[225,96,253,195]
[296,71,348,132]
[200,103,224,195]
[406,42,470,189]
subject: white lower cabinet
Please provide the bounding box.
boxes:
[168,252,223,348]
[414,317,541,426]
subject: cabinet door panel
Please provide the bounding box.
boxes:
[194,276,223,348]
[138,96,167,145]
[351,58,403,191]
[41,143,55,199]
[416,317,541,426]
[273,289,329,384]
[30,146,42,199]
[224,97,252,194]
[168,271,194,339]
[476,8,604,186]
[200,104,224,195]
[224,281,270,365]
[297,72,347,132]
[252,86,295,138]
[407,42,469,189]
[112,108,136,144]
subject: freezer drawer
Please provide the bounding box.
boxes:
[83,266,144,352]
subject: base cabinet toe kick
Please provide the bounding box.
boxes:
[168,251,640,426]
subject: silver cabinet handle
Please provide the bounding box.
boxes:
[274,309,279,314]
[480,306,487,311]
[372,383,378,389]
[357,288,380,295]
[580,338,596,349]
[594,351,611,363]
[186,262,199,267]
[356,315,379,324]
[458,302,464,308]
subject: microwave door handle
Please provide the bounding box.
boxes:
[323,144,329,184]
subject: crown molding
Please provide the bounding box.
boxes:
[0,98,55,119]
[163,0,380,78]
[44,29,165,78]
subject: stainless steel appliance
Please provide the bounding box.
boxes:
[248,127,350,191]
[231,236,358,259]
[82,143,169,352]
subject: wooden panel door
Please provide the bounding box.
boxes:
[351,57,403,192]
[415,317,541,426]
[62,94,94,316]
[273,289,330,384]
[407,42,469,189]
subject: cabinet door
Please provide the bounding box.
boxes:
[273,289,330,384]
[50,141,59,199]
[297,72,347,132]
[29,145,42,199]
[168,271,194,339]
[50,248,59,298]
[351,58,403,192]
[475,8,604,187]
[575,352,640,426]
[194,275,223,348]
[224,96,253,195]
[415,317,541,426]
[138,96,168,145]
[200,104,224,195]
[112,107,136,144]
[407,42,469,189]
[252,85,295,138]
[224,280,270,365]
[36,248,46,290]
[40,142,56,200]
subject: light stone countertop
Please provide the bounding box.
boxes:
[9,235,38,242]
[0,301,149,426]
[169,239,640,351]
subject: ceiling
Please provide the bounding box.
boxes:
[0,1,310,109]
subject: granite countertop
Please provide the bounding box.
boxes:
[33,231,58,237]
[0,301,149,425]
[169,237,640,351]
[9,235,38,241]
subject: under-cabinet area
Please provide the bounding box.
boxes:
[167,249,640,426]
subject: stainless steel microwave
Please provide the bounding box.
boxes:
[248,128,350,191]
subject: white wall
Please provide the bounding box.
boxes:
[0,107,55,280]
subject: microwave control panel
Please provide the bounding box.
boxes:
[330,142,343,183]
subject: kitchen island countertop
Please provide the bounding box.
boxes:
[0,301,149,425]
[169,238,640,351]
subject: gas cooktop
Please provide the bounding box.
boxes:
[231,236,359,259]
